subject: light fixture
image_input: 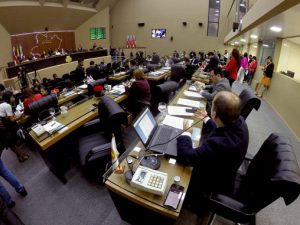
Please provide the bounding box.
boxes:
[230,43,234,46]
[263,44,269,47]
[283,43,288,47]
[240,38,246,42]
[253,45,257,48]
[235,41,239,44]
[250,34,258,39]
[240,3,245,7]
[215,10,219,12]
[216,0,220,3]
[270,26,282,32]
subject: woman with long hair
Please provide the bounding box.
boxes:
[223,48,241,86]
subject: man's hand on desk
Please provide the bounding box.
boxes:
[183,119,193,133]
[194,109,208,121]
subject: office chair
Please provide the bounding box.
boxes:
[239,89,261,119]
[87,78,107,96]
[170,64,186,90]
[207,133,300,225]
[28,93,58,122]
[77,96,128,179]
[151,81,177,116]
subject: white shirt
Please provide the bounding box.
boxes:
[0,102,13,117]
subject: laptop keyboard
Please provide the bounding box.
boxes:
[153,127,173,151]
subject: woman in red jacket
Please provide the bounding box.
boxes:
[23,87,43,115]
[224,48,241,87]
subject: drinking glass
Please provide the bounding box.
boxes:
[49,107,55,121]
[158,102,167,124]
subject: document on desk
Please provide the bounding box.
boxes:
[167,106,194,116]
[43,121,64,134]
[162,115,193,130]
[188,86,197,92]
[177,98,204,108]
[184,90,204,99]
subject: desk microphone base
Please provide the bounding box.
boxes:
[140,156,161,170]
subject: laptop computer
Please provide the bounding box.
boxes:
[132,107,182,157]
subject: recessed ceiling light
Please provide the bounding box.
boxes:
[235,41,239,44]
[263,44,269,47]
[215,10,219,12]
[253,45,257,48]
[240,3,245,7]
[250,34,258,39]
[270,26,282,32]
[216,0,220,3]
[240,39,246,42]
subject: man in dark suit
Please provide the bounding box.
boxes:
[177,91,249,208]
[204,52,220,72]
[86,61,99,79]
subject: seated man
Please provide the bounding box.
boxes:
[204,52,219,72]
[86,61,99,79]
[177,91,249,208]
[200,66,231,114]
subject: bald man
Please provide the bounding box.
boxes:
[177,91,249,206]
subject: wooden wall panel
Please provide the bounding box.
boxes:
[11,31,75,57]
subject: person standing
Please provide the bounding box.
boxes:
[255,56,274,97]
[247,56,257,85]
[223,48,240,87]
[237,52,249,83]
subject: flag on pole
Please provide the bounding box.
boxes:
[126,35,130,48]
[12,46,18,64]
[111,134,124,174]
[19,45,23,59]
[132,35,136,48]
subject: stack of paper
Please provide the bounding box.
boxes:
[162,115,193,130]
[188,86,197,92]
[43,121,64,134]
[177,98,204,108]
[167,106,194,116]
[184,90,204,99]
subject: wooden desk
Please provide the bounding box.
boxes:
[57,89,88,106]
[105,84,205,224]
[28,93,128,183]
[145,70,171,82]
[192,70,210,84]
[108,73,129,82]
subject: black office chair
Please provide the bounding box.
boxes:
[170,64,186,90]
[207,133,300,225]
[239,89,261,119]
[151,81,177,116]
[77,96,128,179]
[28,94,58,122]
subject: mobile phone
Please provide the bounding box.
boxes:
[185,108,196,113]
[164,184,184,210]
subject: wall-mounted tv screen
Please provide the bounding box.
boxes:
[90,27,106,40]
[151,29,166,38]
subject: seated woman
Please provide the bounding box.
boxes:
[125,69,151,118]
[23,87,43,115]
[0,91,29,162]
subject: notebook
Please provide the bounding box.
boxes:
[133,107,182,157]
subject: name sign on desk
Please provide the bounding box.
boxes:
[177,98,204,108]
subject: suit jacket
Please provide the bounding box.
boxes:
[177,117,249,195]
[201,79,231,102]
[86,66,99,79]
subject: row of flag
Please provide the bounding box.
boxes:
[12,45,24,64]
[126,35,137,48]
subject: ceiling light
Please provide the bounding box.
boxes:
[240,39,246,42]
[216,1,220,3]
[215,10,219,12]
[250,34,258,39]
[283,43,288,47]
[235,41,239,44]
[270,26,282,32]
[240,3,245,7]
[263,44,269,47]
[253,45,257,48]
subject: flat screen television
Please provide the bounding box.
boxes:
[151,29,166,38]
[90,27,106,40]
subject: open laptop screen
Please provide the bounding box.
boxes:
[133,108,157,146]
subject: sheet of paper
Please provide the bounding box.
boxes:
[177,98,203,108]
[184,90,204,99]
[167,106,194,116]
[43,121,64,134]
[162,115,193,130]
[188,86,197,92]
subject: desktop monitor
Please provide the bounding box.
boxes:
[151,29,166,38]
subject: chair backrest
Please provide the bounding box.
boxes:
[170,64,185,82]
[98,96,128,152]
[241,133,300,212]
[28,94,58,121]
[239,89,261,119]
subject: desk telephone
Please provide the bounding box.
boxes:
[131,166,168,196]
